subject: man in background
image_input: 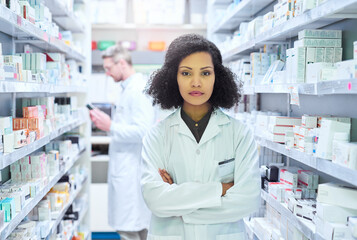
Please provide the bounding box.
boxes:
[89,45,154,240]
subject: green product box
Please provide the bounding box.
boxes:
[298,29,342,39]
[98,41,116,51]
[316,48,325,62]
[1,198,15,222]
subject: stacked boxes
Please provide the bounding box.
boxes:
[286,29,343,83]
[316,183,357,239]
[268,116,301,143]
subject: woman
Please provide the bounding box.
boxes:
[141,34,260,240]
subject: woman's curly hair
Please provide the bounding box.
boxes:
[146,34,241,109]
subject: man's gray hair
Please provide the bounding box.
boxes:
[102,44,132,66]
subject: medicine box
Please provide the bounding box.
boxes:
[298,29,342,39]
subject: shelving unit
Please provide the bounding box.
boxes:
[0,118,86,169]
[255,135,357,186]
[208,0,357,239]
[261,190,316,240]
[0,82,88,94]
[0,149,86,239]
[222,0,357,61]
[45,0,85,33]
[243,79,357,95]
[44,174,88,239]
[92,24,207,31]
[0,3,85,61]
[0,0,91,238]
[212,0,275,34]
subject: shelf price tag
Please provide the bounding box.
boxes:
[288,86,300,106]
[17,16,22,26]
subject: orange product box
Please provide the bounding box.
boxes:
[13,118,29,130]
[28,118,44,131]
[148,41,166,51]
[23,106,38,118]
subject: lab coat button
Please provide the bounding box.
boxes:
[196,149,200,155]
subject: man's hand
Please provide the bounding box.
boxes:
[159,168,173,185]
[89,108,112,132]
[221,182,234,196]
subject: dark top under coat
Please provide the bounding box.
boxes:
[181,108,213,143]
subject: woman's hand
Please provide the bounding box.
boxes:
[159,168,173,185]
[221,182,234,196]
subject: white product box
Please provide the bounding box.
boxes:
[349,217,357,238]
[268,182,286,202]
[280,168,298,188]
[0,117,13,135]
[332,142,357,170]
[268,125,293,134]
[306,62,336,83]
[334,48,343,62]
[316,119,351,160]
[335,60,357,80]
[302,115,318,128]
[324,48,335,63]
[297,170,319,189]
[317,220,352,240]
[306,47,316,65]
[317,183,357,210]
[13,129,28,148]
[267,133,286,143]
[298,29,342,39]
[302,0,317,12]
[3,133,14,153]
[295,38,342,48]
[270,116,302,126]
[286,48,294,83]
[291,47,306,83]
[317,202,357,224]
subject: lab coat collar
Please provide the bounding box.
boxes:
[121,73,141,90]
[170,107,231,145]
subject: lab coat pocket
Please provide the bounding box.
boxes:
[218,158,235,183]
[216,232,245,240]
[147,234,182,240]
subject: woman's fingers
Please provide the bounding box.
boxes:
[158,169,173,184]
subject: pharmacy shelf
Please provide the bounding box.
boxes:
[212,0,275,34]
[222,0,357,61]
[92,24,207,31]
[45,0,85,33]
[242,79,357,95]
[260,190,316,240]
[222,41,257,61]
[45,175,88,239]
[211,0,231,5]
[69,203,89,240]
[90,136,111,145]
[0,118,86,170]
[0,5,85,62]
[0,81,87,94]
[0,149,85,240]
[243,219,261,240]
[255,135,357,186]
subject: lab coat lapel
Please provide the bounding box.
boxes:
[171,108,197,143]
[199,109,231,146]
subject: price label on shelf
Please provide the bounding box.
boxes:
[17,15,22,26]
[288,86,300,106]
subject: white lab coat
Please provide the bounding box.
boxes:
[141,108,260,240]
[108,73,154,231]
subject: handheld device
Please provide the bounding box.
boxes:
[86,103,96,110]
